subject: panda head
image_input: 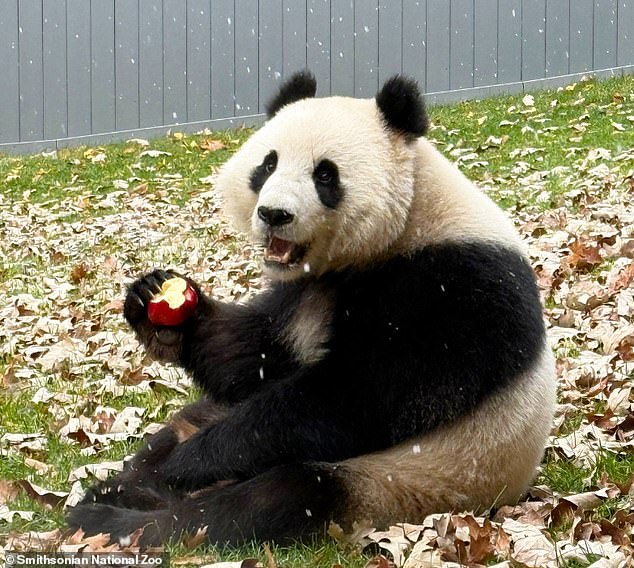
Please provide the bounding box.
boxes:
[215,70,428,280]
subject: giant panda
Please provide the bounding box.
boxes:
[68,71,557,547]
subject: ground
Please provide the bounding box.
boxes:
[0,75,633,568]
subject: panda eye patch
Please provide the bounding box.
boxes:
[265,157,277,174]
[313,159,343,209]
[249,150,278,193]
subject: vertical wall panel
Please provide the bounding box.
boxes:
[354,0,379,96]
[545,0,570,77]
[0,1,19,143]
[450,0,474,90]
[91,0,115,134]
[308,0,332,95]
[594,0,618,69]
[18,0,44,141]
[43,0,67,140]
[139,0,163,127]
[115,0,139,130]
[163,0,187,124]
[283,0,307,76]
[618,1,634,66]
[187,0,211,122]
[522,0,546,80]
[211,0,235,119]
[67,0,91,136]
[331,0,355,96]
[426,0,450,92]
[402,0,426,88]
[378,1,402,85]
[498,0,522,83]
[234,0,258,115]
[569,0,593,72]
[474,0,498,87]
[258,0,283,113]
[3,0,634,150]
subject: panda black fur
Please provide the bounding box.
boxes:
[68,71,556,547]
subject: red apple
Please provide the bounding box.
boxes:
[147,277,198,326]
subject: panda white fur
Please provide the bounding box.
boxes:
[68,71,556,546]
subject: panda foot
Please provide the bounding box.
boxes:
[67,503,172,547]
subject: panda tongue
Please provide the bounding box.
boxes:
[266,235,294,264]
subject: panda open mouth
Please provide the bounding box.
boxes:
[264,235,307,266]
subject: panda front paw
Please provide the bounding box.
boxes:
[124,269,198,363]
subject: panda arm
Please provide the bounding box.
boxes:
[157,369,384,489]
[181,294,301,403]
[124,271,302,404]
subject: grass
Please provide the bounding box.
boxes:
[1,74,634,566]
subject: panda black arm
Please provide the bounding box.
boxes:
[157,370,378,489]
[124,270,303,404]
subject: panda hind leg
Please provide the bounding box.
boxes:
[69,462,349,547]
[75,397,228,511]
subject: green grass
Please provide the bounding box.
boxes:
[0,129,250,207]
[1,74,634,566]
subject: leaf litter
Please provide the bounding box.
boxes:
[1,79,634,566]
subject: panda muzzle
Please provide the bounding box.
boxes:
[264,235,306,266]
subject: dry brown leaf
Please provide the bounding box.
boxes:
[17,480,68,509]
[0,480,21,504]
[364,555,396,568]
[199,139,226,152]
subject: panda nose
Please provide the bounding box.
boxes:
[257,206,295,227]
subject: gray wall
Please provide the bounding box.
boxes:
[1,0,633,154]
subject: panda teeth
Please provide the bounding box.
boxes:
[265,235,295,265]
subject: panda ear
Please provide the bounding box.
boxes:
[265,70,317,118]
[376,75,428,138]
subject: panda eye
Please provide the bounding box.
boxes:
[314,161,338,185]
[316,169,333,184]
[265,158,277,174]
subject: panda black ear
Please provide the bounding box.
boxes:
[265,70,317,118]
[376,75,428,138]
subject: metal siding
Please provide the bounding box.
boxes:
[3,0,634,151]
[43,0,67,140]
[0,0,19,143]
[307,0,332,96]
[258,0,283,113]
[474,0,498,87]
[67,0,92,136]
[402,0,426,88]
[498,0,522,83]
[139,0,164,127]
[545,0,570,77]
[330,0,355,96]
[234,0,258,115]
[450,0,474,90]
[618,1,634,66]
[354,0,379,96]
[426,0,450,92]
[378,0,403,85]
[522,0,546,80]
[283,0,307,77]
[115,0,140,130]
[18,0,44,142]
[594,0,618,69]
[91,0,115,134]
[187,0,211,122]
[569,0,594,72]
[211,0,235,119]
[163,0,187,124]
